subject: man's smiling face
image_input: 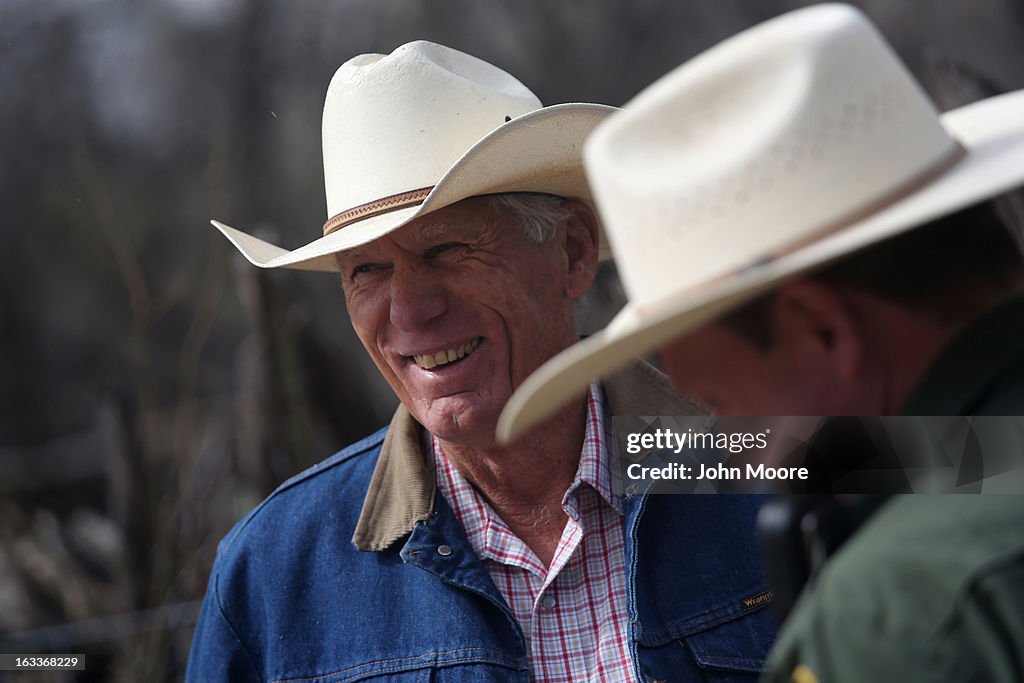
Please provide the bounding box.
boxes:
[337,196,592,447]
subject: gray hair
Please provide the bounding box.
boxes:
[484,193,572,244]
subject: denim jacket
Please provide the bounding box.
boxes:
[187,361,777,682]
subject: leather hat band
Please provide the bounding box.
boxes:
[323,186,435,236]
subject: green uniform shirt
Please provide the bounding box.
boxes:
[765,295,1024,683]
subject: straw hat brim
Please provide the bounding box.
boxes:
[212,102,617,272]
[497,89,1024,443]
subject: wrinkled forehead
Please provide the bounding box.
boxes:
[338,198,504,261]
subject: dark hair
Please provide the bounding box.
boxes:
[720,193,1024,349]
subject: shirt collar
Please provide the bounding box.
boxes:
[564,384,621,514]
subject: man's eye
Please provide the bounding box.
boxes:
[351,263,383,278]
[427,242,467,258]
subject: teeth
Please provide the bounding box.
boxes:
[413,338,481,370]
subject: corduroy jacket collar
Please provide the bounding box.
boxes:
[352,359,702,552]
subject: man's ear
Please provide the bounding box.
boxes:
[560,199,600,300]
[773,279,865,381]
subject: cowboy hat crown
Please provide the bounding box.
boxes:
[212,41,615,271]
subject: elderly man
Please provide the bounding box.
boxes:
[500,5,1024,683]
[187,41,777,682]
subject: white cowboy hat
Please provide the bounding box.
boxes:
[212,40,616,271]
[497,3,1024,442]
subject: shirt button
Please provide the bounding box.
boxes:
[437,544,452,556]
[541,594,556,609]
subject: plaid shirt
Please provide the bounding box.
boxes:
[431,385,637,683]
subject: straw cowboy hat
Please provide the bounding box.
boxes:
[212,40,616,271]
[498,3,1024,442]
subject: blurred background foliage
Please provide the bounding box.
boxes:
[1,0,1022,680]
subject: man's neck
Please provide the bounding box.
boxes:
[437,395,589,567]
[852,288,1022,414]
[876,317,957,415]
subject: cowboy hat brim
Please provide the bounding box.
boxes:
[212,102,618,272]
[497,88,1024,443]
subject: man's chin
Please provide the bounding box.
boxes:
[417,396,502,448]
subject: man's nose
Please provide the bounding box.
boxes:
[389,263,447,331]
